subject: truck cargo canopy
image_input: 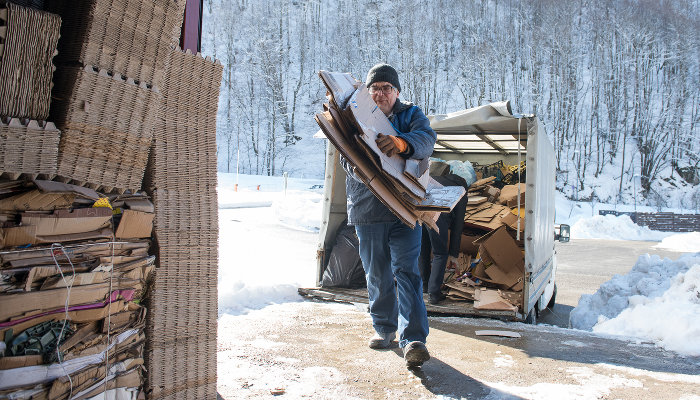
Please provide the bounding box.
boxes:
[428,101,531,155]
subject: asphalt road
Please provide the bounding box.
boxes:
[538,239,686,327]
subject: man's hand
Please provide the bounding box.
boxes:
[376,133,408,157]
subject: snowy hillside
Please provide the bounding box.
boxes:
[200,0,700,210]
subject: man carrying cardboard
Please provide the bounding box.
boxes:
[343,63,436,367]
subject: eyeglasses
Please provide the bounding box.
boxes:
[368,85,396,95]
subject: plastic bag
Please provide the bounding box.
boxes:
[321,224,366,288]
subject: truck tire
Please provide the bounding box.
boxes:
[547,283,557,309]
[524,305,537,324]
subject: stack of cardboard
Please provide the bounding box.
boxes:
[50,65,162,193]
[445,176,528,312]
[46,0,185,88]
[0,180,155,399]
[0,118,60,179]
[314,71,465,230]
[0,2,60,120]
[141,48,222,400]
[46,0,186,194]
[0,2,61,182]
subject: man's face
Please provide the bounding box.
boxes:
[369,81,399,116]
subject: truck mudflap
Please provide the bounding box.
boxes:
[298,287,523,321]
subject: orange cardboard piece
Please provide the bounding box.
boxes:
[115,210,154,239]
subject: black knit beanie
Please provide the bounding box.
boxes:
[366,63,401,92]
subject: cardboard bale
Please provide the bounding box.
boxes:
[144,333,217,398]
[46,0,186,87]
[0,2,60,120]
[143,49,222,192]
[0,118,60,178]
[140,50,222,398]
[50,65,161,192]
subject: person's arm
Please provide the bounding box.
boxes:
[395,106,436,160]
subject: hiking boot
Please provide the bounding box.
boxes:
[402,341,430,367]
[428,293,447,305]
[368,331,396,349]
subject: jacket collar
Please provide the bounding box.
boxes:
[392,99,414,115]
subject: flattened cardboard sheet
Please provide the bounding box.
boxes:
[348,86,427,199]
[34,180,101,200]
[115,210,154,239]
[474,226,525,291]
[0,190,74,212]
[21,207,112,236]
[474,288,518,311]
[498,183,526,206]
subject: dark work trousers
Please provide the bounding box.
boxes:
[419,212,451,297]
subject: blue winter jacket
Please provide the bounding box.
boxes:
[344,99,437,225]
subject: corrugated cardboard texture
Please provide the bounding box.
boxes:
[143,49,222,192]
[0,118,60,177]
[46,0,186,87]
[141,49,222,399]
[0,2,60,120]
[51,65,161,192]
[115,210,154,239]
[145,334,217,399]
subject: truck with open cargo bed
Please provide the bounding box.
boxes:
[299,101,569,323]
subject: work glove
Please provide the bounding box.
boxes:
[376,133,408,157]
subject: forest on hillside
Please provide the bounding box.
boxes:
[202,0,700,209]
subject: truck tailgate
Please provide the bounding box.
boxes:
[298,287,522,321]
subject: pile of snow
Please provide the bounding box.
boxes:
[654,232,700,252]
[570,253,700,356]
[570,214,673,241]
[217,173,323,316]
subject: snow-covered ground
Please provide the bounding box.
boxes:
[217,172,700,392]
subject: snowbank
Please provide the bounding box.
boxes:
[570,214,672,241]
[569,253,700,356]
[654,232,700,252]
[217,173,323,316]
